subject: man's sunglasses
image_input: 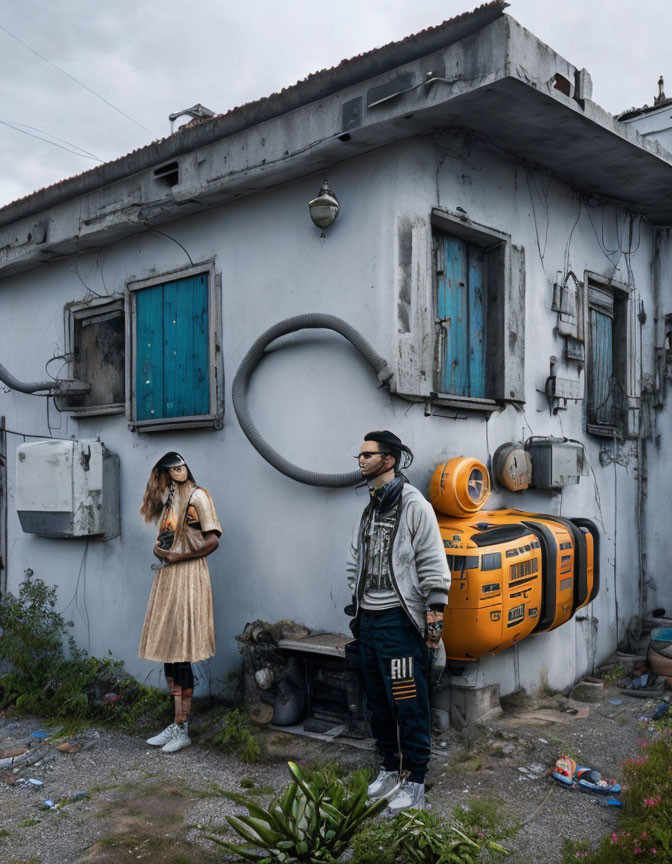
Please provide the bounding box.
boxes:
[355,452,385,460]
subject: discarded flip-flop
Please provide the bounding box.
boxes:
[577,778,621,795]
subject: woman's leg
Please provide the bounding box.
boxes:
[172,662,194,724]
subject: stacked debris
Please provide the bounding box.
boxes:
[236,620,309,726]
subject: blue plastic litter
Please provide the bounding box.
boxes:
[26,778,44,788]
[609,698,623,705]
[651,703,670,721]
[31,731,49,739]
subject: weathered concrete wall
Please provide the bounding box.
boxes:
[0,134,657,698]
[640,227,672,620]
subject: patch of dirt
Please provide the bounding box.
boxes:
[0,675,665,864]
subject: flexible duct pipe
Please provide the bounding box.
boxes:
[232,314,392,487]
[0,362,60,394]
[0,362,90,396]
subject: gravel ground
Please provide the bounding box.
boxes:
[0,678,661,864]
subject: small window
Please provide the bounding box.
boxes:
[63,298,125,415]
[431,221,525,406]
[586,278,634,436]
[128,264,221,431]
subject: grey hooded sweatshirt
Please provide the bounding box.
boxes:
[347,483,451,635]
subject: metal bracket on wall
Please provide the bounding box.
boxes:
[544,356,583,414]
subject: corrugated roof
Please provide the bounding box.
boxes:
[0,1,507,227]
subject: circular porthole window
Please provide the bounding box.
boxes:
[429,457,491,517]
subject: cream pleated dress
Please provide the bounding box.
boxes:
[139,482,221,663]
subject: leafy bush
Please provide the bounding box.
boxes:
[208,760,389,862]
[562,734,672,862]
[0,573,169,728]
[351,808,509,864]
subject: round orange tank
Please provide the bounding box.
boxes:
[429,457,491,517]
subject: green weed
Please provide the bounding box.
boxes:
[352,808,510,863]
[0,574,169,731]
[209,707,263,763]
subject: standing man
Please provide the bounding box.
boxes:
[347,431,450,812]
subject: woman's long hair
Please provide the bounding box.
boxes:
[140,466,170,523]
[139,462,195,523]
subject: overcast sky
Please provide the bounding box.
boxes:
[0,0,669,209]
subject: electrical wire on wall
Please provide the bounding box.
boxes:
[58,538,91,655]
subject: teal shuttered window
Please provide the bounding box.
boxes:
[133,272,212,425]
[431,224,524,405]
[435,233,486,398]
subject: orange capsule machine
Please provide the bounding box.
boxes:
[490,510,599,631]
[430,459,543,660]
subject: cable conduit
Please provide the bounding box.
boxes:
[0,362,60,394]
[232,314,393,487]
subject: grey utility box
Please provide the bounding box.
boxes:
[16,439,120,539]
[527,438,585,489]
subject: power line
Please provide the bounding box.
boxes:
[0,119,104,162]
[8,121,103,160]
[0,21,155,137]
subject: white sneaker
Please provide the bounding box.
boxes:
[367,768,399,800]
[146,723,179,747]
[161,722,191,753]
[386,779,425,813]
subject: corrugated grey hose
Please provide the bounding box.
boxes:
[0,362,58,394]
[232,314,393,487]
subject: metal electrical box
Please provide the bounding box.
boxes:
[16,439,120,539]
[527,438,585,489]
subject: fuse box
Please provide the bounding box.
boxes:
[527,438,585,489]
[16,439,120,539]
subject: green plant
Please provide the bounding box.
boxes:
[210,707,263,763]
[561,735,672,862]
[0,574,169,730]
[452,798,505,833]
[208,760,389,862]
[600,664,627,684]
[351,819,397,864]
[389,809,508,864]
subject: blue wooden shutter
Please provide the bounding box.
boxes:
[135,274,209,420]
[436,232,486,397]
[588,306,614,425]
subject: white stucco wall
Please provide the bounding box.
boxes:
[0,134,657,698]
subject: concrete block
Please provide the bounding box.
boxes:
[450,683,501,727]
[570,677,605,702]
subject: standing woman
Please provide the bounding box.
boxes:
[139,452,221,753]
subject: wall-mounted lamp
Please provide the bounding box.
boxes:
[308,180,339,237]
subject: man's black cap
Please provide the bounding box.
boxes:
[364,430,413,468]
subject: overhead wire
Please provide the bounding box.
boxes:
[0,22,155,137]
[0,119,104,162]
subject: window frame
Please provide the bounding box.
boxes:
[126,260,222,433]
[429,210,523,412]
[64,295,126,417]
[584,271,634,438]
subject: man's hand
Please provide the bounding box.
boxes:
[425,609,444,648]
